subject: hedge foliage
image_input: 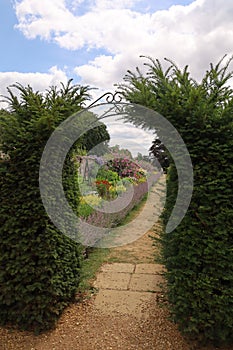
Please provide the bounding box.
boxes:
[118,56,233,345]
[0,80,95,333]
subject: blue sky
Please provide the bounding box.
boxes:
[0,0,232,102]
[0,0,91,73]
[1,0,193,75]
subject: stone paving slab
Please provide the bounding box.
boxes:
[94,263,165,319]
[94,272,131,290]
[94,290,154,318]
[135,263,165,274]
[101,263,135,273]
[129,274,164,292]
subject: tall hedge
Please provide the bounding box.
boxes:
[118,56,233,344]
[0,81,91,333]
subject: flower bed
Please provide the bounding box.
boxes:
[80,172,160,230]
[77,154,160,246]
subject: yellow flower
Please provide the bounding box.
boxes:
[83,194,102,207]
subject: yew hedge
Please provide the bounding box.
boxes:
[0,81,92,333]
[118,56,233,345]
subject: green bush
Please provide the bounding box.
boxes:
[78,194,103,218]
[96,168,119,184]
[118,56,233,345]
[0,81,92,333]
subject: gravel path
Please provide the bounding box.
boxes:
[0,178,232,349]
[1,229,232,349]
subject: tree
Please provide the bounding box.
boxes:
[75,110,110,155]
[109,144,133,159]
[136,152,143,161]
[117,56,233,345]
[149,138,170,172]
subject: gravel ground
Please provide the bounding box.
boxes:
[0,296,188,350]
[0,295,232,350]
[0,209,232,349]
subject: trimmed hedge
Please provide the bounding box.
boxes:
[118,56,233,345]
[0,81,90,333]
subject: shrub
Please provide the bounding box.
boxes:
[107,157,141,178]
[82,194,103,207]
[96,168,119,184]
[0,81,91,333]
[118,56,233,345]
[114,182,127,195]
[95,179,111,199]
[78,202,94,218]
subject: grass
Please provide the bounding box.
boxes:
[117,193,148,225]
[78,247,110,294]
[106,252,143,264]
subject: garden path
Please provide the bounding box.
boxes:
[1,229,187,350]
[93,262,165,318]
[0,177,232,350]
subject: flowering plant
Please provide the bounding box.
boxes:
[95,179,111,199]
[107,158,147,183]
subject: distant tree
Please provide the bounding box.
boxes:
[77,110,110,154]
[136,152,143,161]
[109,145,133,159]
[149,138,170,172]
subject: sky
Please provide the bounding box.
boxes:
[1,0,233,155]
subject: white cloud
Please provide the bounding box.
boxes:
[12,0,233,90]
[0,66,68,108]
[93,0,142,10]
[14,0,75,40]
[74,54,140,89]
[105,119,155,156]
